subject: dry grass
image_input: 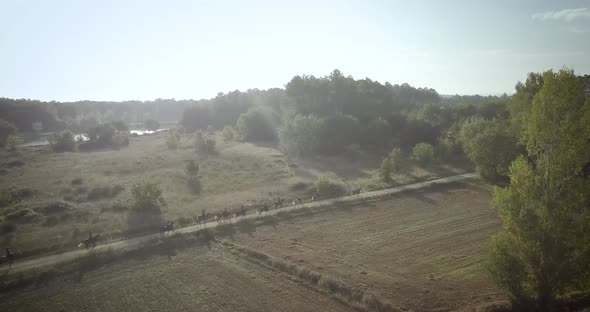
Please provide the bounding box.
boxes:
[0,131,466,254]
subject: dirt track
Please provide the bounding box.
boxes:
[1,173,476,275]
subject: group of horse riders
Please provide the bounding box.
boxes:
[2,187,365,268]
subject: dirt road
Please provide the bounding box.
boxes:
[1,173,477,275]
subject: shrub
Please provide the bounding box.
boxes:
[236,108,276,142]
[412,142,434,166]
[316,177,346,198]
[48,131,76,152]
[388,147,404,173]
[194,131,216,155]
[35,201,74,215]
[166,130,181,149]
[184,159,199,177]
[379,157,392,182]
[279,114,323,157]
[144,119,160,131]
[127,182,166,231]
[0,119,17,148]
[79,123,129,151]
[221,126,235,142]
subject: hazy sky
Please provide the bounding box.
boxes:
[1,0,589,101]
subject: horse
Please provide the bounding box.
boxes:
[79,233,101,249]
[273,197,284,209]
[160,220,175,237]
[216,209,230,225]
[351,187,362,197]
[195,213,210,227]
[311,189,320,201]
[292,198,303,207]
[257,202,270,216]
[234,206,247,219]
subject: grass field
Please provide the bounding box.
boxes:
[1,181,504,312]
[0,131,468,255]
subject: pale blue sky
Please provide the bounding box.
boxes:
[1,0,589,101]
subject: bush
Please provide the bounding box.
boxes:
[379,157,392,182]
[194,131,216,155]
[35,201,74,215]
[279,114,323,157]
[48,131,76,152]
[144,119,160,131]
[236,108,276,142]
[316,177,346,198]
[221,126,235,142]
[412,143,434,166]
[0,119,17,148]
[127,182,166,232]
[79,123,129,151]
[166,130,181,149]
[185,159,199,177]
[388,147,404,173]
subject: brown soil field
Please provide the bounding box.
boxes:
[1,243,356,312]
[230,182,502,312]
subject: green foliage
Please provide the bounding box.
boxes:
[388,147,404,173]
[489,69,590,310]
[221,126,235,141]
[79,123,129,151]
[166,129,181,149]
[184,159,199,177]
[127,182,166,231]
[379,156,392,182]
[236,108,276,142]
[459,117,519,180]
[48,130,77,152]
[279,114,322,157]
[315,177,346,198]
[110,121,129,132]
[194,131,216,155]
[0,119,17,147]
[362,117,391,149]
[412,143,434,167]
[144,119,160,131]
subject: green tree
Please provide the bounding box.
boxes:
[221,126,235,141]
[279,114,322,157]
[459,116,519,180]
[166,129,181,149]
[412,143,434,167]
[489,69,590,310]
[388,147,404,173]
[48,131,77,152]
[127,181,166,231]
[379,156,393,182]
[236,108,276,142]
[194,131,216,155]
[0,119,17,147]
[185,159,199,177]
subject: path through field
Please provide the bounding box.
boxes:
[1,173,476,275]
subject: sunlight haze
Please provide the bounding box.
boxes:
[1,0,589,101]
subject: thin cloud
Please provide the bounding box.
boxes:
[532,8,590,22]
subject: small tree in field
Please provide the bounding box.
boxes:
[144,119,160,131]
[194,131,216,156]
[127,182,166,231]
[388,147,404,173]
[48,131,77,152]
[379,157,393,182]
[185,159,201,194]
[412,143,434,167]
[222,126,235,142]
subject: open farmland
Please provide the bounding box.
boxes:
[1,243,356,312]
[231,182,502,311]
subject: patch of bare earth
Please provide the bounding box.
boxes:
[231,183,502,312]
[0,244,356,312]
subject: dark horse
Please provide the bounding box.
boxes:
[195,211,210,227]
[273,197,284,209]
[160,220,175,236]
[79,233,101,249]
[257,202,270,216]
[234,206,247,219]
[351,187,362,197]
